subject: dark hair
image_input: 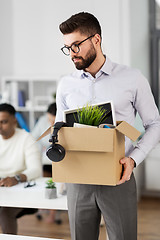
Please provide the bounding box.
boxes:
[59,12,101,37]
[47,102,57,116]
[0,103,16,115]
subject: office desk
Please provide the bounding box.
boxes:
[0,178,67,210]
[0,234,64,240]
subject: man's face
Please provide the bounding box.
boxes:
[0,112,17,139]
[47,113,56,126]
[63,31,97,70]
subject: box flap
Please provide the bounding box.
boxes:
[58,127,114,152]
[116,121,141,141]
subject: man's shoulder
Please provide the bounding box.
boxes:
[15,129,38,149]
[106,58,148,89]
[15,128,34,140]
[57,71,82,92]
[112,60,141,76]
[60,71,82,82]
[16,128,28,135]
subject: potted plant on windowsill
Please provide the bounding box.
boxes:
[45,179,57,199]
[74,104,110,128]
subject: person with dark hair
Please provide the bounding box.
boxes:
[59,12,101,38]
[31,102,63,224]
[56,12,160,240]
[47,102,57,116]
[32,102,57,175]
[0,103,41,234]
[0,103,16,115]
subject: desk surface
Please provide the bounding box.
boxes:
[0,178,67,210]
[0,234,64,240]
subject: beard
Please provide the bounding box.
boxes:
[72,44,97,70]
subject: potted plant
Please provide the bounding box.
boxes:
[74,104,110,127]
[45,179,57,199]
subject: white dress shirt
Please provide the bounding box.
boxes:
[56,57,160,166]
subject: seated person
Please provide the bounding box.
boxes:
[32,102,56,177]
[32,102,62,223]
[0,103,41,234]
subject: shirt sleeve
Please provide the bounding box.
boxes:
[22,133,42,180]
[129,73,160,166]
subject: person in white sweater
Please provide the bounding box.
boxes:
[0,103,41,234]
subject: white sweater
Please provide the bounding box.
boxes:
[0,128,42,180]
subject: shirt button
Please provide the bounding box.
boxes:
[93,80,96,83]
[93,96,96,99]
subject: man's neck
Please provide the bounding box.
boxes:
[85,53,106,78]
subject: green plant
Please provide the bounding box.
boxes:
[75,104,110,126]
[45,179,56,189]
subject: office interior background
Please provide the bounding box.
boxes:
[0,0,160,239]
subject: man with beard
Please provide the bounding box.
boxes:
[56,12,160,240]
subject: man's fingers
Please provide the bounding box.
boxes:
[119,158,126,164]
[117,157,134,185]
[117,179,125,185]
[0,178,12,187]
[117,174,131,185]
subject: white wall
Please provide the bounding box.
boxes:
[11,0,125,78]
[0,0,149,81]
[0,0,14,89]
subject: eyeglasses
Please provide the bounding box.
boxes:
[61,34,95,56]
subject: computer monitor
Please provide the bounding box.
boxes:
[63,101,116,127]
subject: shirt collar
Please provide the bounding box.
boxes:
[100,56,113,76]
[78,56,113,79]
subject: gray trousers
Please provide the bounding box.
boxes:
[66,173,137,240]
[0,207,23,234]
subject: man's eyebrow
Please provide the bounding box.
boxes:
[64,40,80,47]
[0,119,8,123]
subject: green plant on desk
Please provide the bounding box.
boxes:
[45,179,56,189]
[45,179,57,199]
[75,104,110,126]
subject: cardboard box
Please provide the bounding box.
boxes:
[52,121,140,186]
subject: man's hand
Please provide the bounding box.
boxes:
[117,157,135,185]
[0,177,18,187]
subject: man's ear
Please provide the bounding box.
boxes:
[93,34,101,45]
[13,116,18,127]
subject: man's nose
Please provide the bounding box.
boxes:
[70,50,78,59]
